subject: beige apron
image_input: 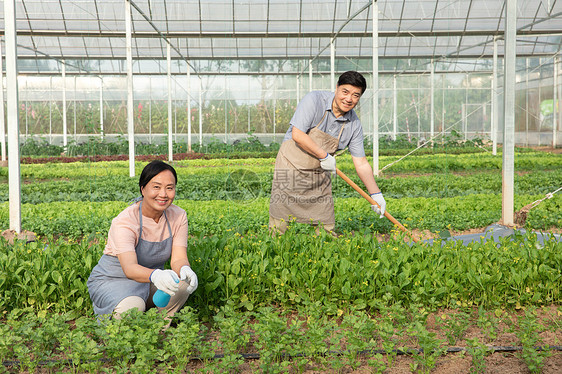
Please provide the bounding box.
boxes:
[269,111,346,226]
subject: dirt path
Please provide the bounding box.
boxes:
[528,146,562,154]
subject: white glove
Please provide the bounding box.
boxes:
[180,265,199,294]
[319,153,336,175]
[149,269,179,296]
[370,192,386,218]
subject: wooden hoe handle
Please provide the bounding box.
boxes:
[335,168,420,243]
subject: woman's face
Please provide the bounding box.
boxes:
[140,169,176,219]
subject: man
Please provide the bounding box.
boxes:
[269,71,386,234]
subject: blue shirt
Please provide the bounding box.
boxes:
[282,91,366,157]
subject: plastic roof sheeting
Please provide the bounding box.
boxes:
[0,0,561,73]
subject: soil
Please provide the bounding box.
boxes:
[179,352,562,373]
[166,306,562,373]
[13,351,562,373]
[183,354,557,373]
[6,305,561,373]
[0,229,37,244]
[528,146,562,154]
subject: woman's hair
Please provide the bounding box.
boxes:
[337,71,367,94]
[139,160,178,195]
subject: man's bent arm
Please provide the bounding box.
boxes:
[292,127,330,159]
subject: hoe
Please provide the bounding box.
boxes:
[336,168,421,243]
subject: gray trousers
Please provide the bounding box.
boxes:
[114,280,190,329]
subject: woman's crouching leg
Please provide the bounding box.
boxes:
[165,280,190,317]
[147,281,191,329]
[113,296,146,319]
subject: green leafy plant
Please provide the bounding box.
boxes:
[252,307,292,374]
[100,308,168,374]
[212,306,250,373]
[407,320,446,374]
[476,305,498,342]
[164,307,204,373]
[340,310,377,370]
[465,337,490,374]
[516,307,552,374]
[437,310,470,345]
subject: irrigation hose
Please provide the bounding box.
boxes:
[4,345,561,368]
[335,168,420,243]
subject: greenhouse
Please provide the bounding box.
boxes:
[1,0,562,373]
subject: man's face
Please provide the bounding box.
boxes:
[332,84,363,117]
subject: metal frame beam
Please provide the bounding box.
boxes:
[4,29,560,39]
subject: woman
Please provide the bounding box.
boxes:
[87,160,198,321]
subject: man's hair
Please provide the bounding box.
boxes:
[139,160,178,195]
[337,71,367,94]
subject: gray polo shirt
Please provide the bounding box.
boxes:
[282,91,366,157]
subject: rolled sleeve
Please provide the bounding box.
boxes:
[172,211,189,249]
[347,124,366,157]
[290,92,324,134]
[105,216,138,255]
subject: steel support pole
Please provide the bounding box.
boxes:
[372,0,380,176]
[174,80,177,144]
[149,77,152,144]
[525,58,529,147]
[464,73,468,140]
[167,43,173,162]
[199,78,203,146]
[393,75,397,140]
[430,59,435,142]
[273,88,277,136]
[224,76,227,142]
[73,77,77,139]
[416,77,421,136]
[24,81,27,138]
[62,61,67,149]
[559,60,562,143]
[441,75,445,144]
[502,0,516,226]
[309,60,313,92]
[247,79,250,133]
[4,0,21,232]
[492,38,498,155]
[125,0,135,177]
[100,77,104,140]
[187,67,191,152]
[538,66,542,146]
[461,104,466,139]
[553,56,558,148]
[296,75,300,103]
[330,40,335,91]
[0,42,6,161]
[49,77,52,143]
